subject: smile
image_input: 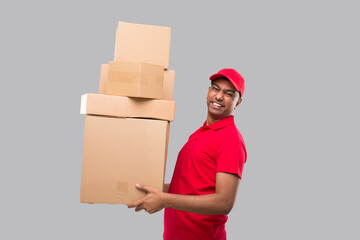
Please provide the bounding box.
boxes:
[211,101,224,108]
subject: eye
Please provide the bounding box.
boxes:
[212,86,219,91]
[225,92,234,97]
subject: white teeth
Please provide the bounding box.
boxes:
[213,102,222,107]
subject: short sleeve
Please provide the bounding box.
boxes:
[215,131,247,179]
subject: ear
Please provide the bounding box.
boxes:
[234,96,242,109]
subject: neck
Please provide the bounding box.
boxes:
[206,114,232,125]
[206,117,217,126]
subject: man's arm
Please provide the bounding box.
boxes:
[128,172,240,215]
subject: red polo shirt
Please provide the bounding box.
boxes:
[164,116,247,240]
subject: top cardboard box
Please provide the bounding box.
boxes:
[114,21,171,69]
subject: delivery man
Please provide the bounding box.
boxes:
[128,68,247,240]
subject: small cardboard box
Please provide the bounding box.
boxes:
[107,61,164,99]
[99,64,175,100]
[80,93,175,121]
[163,70,175,100]
[114,21,171,69]
[80,115,170,205]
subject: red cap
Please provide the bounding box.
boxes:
[209,68,245,97]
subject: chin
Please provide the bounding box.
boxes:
[208,111,225,119]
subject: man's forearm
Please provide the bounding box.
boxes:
[129,173,239,215]
[162,192,233,215]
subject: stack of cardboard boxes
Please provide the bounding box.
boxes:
[80,21,175,205]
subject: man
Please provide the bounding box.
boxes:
[128,68,247,240]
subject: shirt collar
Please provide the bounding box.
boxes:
[202,116,235,130]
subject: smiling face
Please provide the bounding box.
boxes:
[206,78,242,125]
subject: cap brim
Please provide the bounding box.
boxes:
[209,73,241,92]
[209,73,226,81]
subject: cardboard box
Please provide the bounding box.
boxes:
[80,115,170,204]
[80,93,175,121]
[163,70,175,100]
[107,61,164,99]
[99,64,175,100]
[114,21,171,69]
[98,64,108,94]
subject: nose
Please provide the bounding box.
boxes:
[215,91,224,101]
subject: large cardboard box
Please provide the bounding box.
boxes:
[80,93,175,121]
[80,115,170,204]
[99,64,175,100]
[107,61,164,99]
[114,21,171,69]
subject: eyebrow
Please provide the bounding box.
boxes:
[212,83,236,94]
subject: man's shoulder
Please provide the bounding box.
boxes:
[219,122,241,135]
[215,123,245,145]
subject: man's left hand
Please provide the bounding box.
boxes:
[127,184,166,214]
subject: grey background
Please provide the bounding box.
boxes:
[1,0,359,239]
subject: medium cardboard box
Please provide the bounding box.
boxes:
[99,64,175,100]
[98,64,108,94]
[114,21,171,69]
[80,93,175,121]
[80,115,170,205]
[107,61,164,99]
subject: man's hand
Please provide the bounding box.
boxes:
[127,184,166,214]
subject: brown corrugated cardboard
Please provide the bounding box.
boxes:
[163,70,175,100]
[114,21,171,69]
[98,64,108,94]
[107,61,164,99]
[99,64,174,100]
[80,93,175,121]
[80,115,170,204]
